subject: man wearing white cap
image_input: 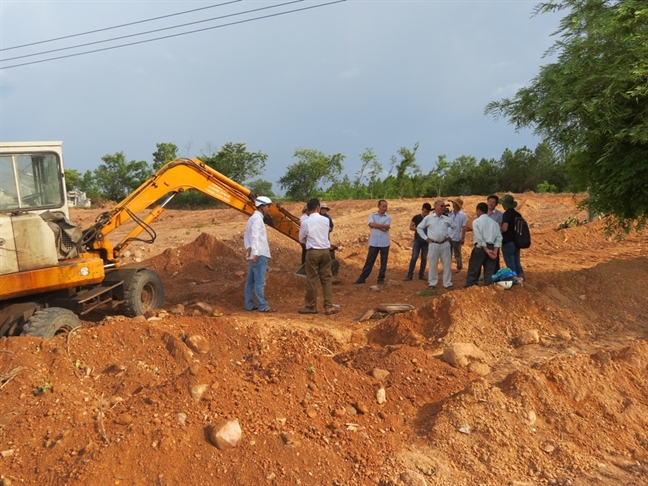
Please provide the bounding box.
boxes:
[244,196,276,312]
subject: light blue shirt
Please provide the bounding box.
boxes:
[368,211,391,247]
[448,210,467,241]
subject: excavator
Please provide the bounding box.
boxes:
[0,141,338,338]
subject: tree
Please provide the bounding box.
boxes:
[279,149,344,201]
[354,148,383,199]
[485,0,648,231]
[425,155,450,197]
[64,169,83,191]
[200,142,267,183]
[392,143,421,198]
[94,152,152,202]
[247,179,275,198]
[152,143,179,171]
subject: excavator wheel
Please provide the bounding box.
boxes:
[21,308,81,338]
[122,269,164,317]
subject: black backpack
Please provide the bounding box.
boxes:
[513,216,531,249]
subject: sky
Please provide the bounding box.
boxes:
[0,0,562,194]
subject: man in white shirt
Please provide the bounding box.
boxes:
[417,200,457,290]
[298,198,338,315]
[465,202,503,288]
[244,196,275,312]
[354,199,391,285]
[448,198,467,273]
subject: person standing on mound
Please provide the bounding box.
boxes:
[244,196,276,313]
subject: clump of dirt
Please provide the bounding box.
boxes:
[1,194,647,486]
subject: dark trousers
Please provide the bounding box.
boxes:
[358,245,389,282]
[407,238,428,278]
[465,246,497,287]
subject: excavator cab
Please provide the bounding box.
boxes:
[0,142,68,215]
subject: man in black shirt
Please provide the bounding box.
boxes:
[500,194,525,283]
[404,202,432,281]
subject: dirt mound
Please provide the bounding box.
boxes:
[1,194,647,485]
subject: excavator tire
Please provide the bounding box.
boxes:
[21,308,81,338]
[122,269,164,317]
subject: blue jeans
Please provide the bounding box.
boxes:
[407,238,428,278]
[502,242,524,277]
[245,256,269,311]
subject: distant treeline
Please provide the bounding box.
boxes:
[65,140,575,208]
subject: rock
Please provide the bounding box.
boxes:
[359,309,375,322]
[190,384,208,402]
[400,470,428,486]
[370,368,390,381]
[189,302,214,315]
[170,304,185,314]
[354,401,369,415]
[523,409,537,426]
[369,285,381,292]
[515,329,540,347]
[115,414,133,425]
[81,441,98,455]
[333,408,346,418]
[185,334,211,354]
[177,412,187,426]
[132,315,146,323]
[209,419,242,450]
[234,270,245,277]
[280,432,295,446]
[189,363,201,375]
[468,362,491,376]
[1,449,14,458]
[442,343,486,368]
[556,329,572,341]
[344,405,357,416]
[376,387,386,405]
[103,363,126,377]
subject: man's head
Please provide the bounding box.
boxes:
[255,196,272,214]
[449,197,463,213]
[486,195,499,212]
[377,199,388,215]
[433,199,446,216]
[306,198,320,213]
[421,202,432,216]
[476,202,489,216]
[320,203,330,215]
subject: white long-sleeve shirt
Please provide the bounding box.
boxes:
[299,212,330,250]
[417,213,456,243]
[244,210,271,259]
[472,214,503,248]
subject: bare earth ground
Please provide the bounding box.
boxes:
[1,193,647,486]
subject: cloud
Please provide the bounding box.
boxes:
[336,67,361,80]
[493,83,526,97]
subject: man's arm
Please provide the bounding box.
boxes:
[299,219,308,245]
[416,217,428,241]
[249,217,264,262]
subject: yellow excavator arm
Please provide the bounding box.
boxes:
[82,158,301,263]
